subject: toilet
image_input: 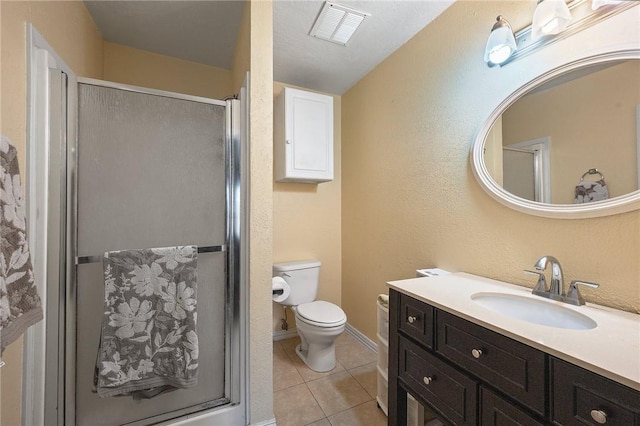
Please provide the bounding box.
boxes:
[273,260,347,372]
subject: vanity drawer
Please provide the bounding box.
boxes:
[399,293,434,349]
[480,387,544,426]
[551,358,640,426]
[435,310,546,416]
[399,336,477,425]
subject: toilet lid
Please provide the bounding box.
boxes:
[296,301,346,325]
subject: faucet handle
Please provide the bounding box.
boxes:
[524,270,547,295]
[567,280,600,306]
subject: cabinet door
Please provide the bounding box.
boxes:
[480,387,544,426]
[399,293,434,349]
[399,337,477,425]
[275,87,333,182]
[551,358,640,426]
[436,310,546,416]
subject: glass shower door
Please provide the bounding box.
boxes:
[74,82,232,426]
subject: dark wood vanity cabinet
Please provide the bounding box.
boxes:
[399,336,477,425]
[388,289,640,426]
[551,358,640,426]
[399,293,434,348]
[436,310,546,416]
[480,387,544,426]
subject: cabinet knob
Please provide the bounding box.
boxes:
[590,410,607,424]
[286,140,291,144]
[408,315,417,324]
[423,376,433,385]
[471,348,483,359]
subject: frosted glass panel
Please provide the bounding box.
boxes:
[77,84,226,255]
[75,84,227,425]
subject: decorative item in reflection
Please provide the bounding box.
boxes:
[574,169,609,203]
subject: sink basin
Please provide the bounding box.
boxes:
[471,292,597,330]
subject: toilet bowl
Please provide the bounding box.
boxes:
[272,260,347,373]
[293,301,347,372]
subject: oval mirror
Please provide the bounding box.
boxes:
[471,50,640,219]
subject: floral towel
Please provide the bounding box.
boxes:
[0,135,42,355]
[574,179,609,204]
[94,246,198,399]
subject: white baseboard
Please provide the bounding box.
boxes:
[250,418,277,426]
[272,328,299,341]
[272,324,377,353]
[345,323,377,352]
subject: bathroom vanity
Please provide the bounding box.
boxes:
[387,273,640,426]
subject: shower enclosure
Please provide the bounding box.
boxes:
[39,76,245,425]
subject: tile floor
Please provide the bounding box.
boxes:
[273,332,387,426]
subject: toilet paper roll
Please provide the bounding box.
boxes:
[272,276,291,303]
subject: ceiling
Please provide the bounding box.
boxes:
[84,0,455,95]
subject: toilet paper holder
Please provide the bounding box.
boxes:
[272,276,291,303]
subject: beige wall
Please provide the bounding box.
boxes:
[237,1,275,423]
[272,82,342,333]
[342,1,640,341]
[103,42,234,100]
[0,2,104,424]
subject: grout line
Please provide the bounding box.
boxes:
[275,334,382,426]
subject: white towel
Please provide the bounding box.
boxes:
[574,179,609,204]
[0,135,42,355]
[377,294,389,307]
[94,246,198,399]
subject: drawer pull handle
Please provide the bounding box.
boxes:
[408,315,417,324]
[590,410,607,424]
[471,348,483,359]
[423,376,433,385]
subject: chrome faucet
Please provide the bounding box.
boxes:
[524,255,599,306]
[534,255,564,296]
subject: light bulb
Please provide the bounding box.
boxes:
[489,44,514,65]
[484,16,517,66]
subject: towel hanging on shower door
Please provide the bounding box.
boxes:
[94,246,199,399]
[574,168,609,204]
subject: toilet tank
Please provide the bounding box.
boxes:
[273,260,321,306]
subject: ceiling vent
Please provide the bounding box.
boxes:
[309,1,369,46]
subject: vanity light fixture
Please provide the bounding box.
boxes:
[484,16,518,66]
[532,0,573,40]
[591,0,631,9]
[486,0,636,67]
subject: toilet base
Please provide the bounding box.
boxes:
[295,343,336,373]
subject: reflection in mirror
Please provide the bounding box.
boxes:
[484,59,640,205]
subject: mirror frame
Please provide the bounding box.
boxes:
[471,49,640,219]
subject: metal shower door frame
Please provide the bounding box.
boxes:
[64,78,245,425]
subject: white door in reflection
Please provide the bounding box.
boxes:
[503,137,551,203]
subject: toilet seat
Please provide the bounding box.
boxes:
[296,301,346,328]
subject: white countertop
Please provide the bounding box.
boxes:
[387,272,640,391]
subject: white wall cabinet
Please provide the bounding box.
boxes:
[274,87,333,183]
